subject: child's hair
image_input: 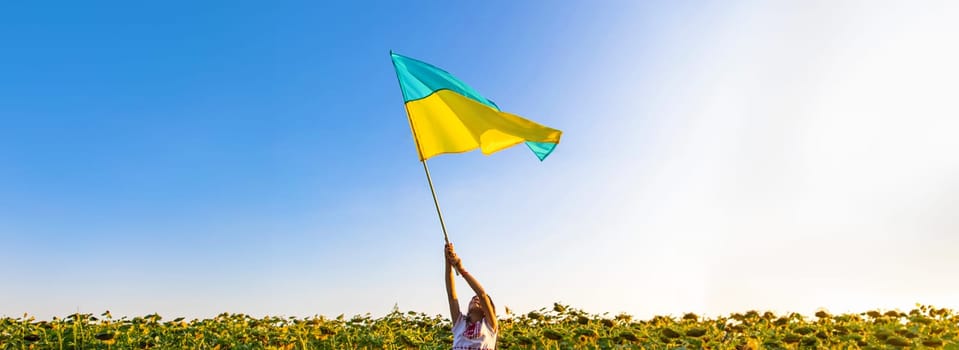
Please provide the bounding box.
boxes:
[471,295,496,314]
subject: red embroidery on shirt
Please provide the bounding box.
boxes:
[465,318,481,339]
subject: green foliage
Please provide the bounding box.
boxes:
[1,304,957,349]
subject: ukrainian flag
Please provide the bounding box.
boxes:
[390,52,562,161]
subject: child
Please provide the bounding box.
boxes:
[445,243,498,349]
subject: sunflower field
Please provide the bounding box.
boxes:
[1,303,956,349]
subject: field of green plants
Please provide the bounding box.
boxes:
[1,303,956,349]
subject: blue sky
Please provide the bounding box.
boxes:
[2,1,958,320]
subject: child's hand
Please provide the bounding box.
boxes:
[445,243,463,270]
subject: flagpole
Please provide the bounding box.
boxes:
[390,51,452,246]
[420,159,450,245]
[410,111,457,275]
[405,102,451,245]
